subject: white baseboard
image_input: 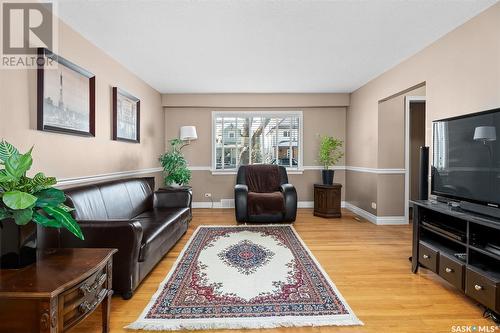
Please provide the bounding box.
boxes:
[375,216,408,225]
[343,202,407,225]
[193,200,346,209]
[192,199,406,225]
[297,201,314,208]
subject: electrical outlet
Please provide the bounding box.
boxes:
[371,202,377,209]
[204,193,212,198]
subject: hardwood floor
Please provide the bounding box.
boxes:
[72,209,493,333]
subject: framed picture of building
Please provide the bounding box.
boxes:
[112,87,140,143]
[37,48,96,136]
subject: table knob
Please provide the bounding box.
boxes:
[445,267,453,273]
[423,254,430,259]
[474,284,483,291]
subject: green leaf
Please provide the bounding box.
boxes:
[31,173,57,191]
[2,190,37,209]
[0,140,19,163]
[0,208,11,220]
[0,170,14,183]
[32,211,61,228]
[57,203,74,212]
[5,148,33,180]
[42,206,84,240]
[35,188,66,207]
[12,208,33,225]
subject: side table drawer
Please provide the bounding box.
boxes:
[60,263,109,329]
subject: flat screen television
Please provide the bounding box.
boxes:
[432,108,500,208]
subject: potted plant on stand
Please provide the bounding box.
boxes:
[160,138,192,187]
[0,140,84,269]
[318,136,344,185]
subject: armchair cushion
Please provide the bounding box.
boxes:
[247,191,285,215]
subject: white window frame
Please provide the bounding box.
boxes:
[211,111,304,174]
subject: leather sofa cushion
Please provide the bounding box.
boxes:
[135,208,190,262]
[66,178,153,220]
[247,191,285,216]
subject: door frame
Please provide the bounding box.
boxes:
[404,96,426,224]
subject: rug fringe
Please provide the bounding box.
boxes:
[125,316,363,331]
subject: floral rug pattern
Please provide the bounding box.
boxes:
[127,225,362,330]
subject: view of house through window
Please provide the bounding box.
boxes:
[213,112,302,170]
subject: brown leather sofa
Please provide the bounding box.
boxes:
[37,177,191,299]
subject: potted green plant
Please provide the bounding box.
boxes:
[0,140,84,269]
[159,138,191,187]
[318,136,344,185]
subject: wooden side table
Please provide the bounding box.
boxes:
[0,248,117,333]
[314,183,342,218]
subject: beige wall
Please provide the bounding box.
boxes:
[163,94,349,203]
[346,3,500,216]
[345,171,377,214]
[0,20,164,185]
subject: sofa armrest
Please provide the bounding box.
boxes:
[154,191,192,209]
[234,184,248,222]
[40,219,144,294]
[281,183,297,222]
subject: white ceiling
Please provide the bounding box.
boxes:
[57,0,498,94]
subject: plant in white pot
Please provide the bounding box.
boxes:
[0,140,84,269]
[159,139,191,187]
[318,136,344,185]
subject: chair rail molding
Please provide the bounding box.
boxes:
[187,165,405,174]
[56,167,163,187]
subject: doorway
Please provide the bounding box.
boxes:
[405,97,426,223]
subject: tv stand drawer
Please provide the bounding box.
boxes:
[438,254,465,291]
[418,242,438,273]
[465,269,499,311]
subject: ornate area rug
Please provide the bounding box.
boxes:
[127,225,362,330]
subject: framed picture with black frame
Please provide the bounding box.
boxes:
[37,48,96,136]
[112,87,140,143]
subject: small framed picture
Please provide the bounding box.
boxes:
[37,48,96,136]
[112,87,140,143]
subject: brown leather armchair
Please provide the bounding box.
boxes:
[234,165,297,223]
[37,177,191,300]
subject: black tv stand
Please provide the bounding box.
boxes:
[412,200,500,319]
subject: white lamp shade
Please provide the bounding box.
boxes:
[180,126,198,141]
[473,126,497,141]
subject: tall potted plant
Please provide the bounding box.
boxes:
[0,140,83,269]
[159,139,191,187]
[318,136,344,185]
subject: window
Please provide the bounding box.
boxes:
[212,111,303,171]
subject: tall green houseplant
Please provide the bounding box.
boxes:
[159,139,191,186]
[318,136,344,185]
[0,140,84,267]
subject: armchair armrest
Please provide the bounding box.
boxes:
[234,184,248,222]
[154,190,192,209]
[281,183,297,222]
